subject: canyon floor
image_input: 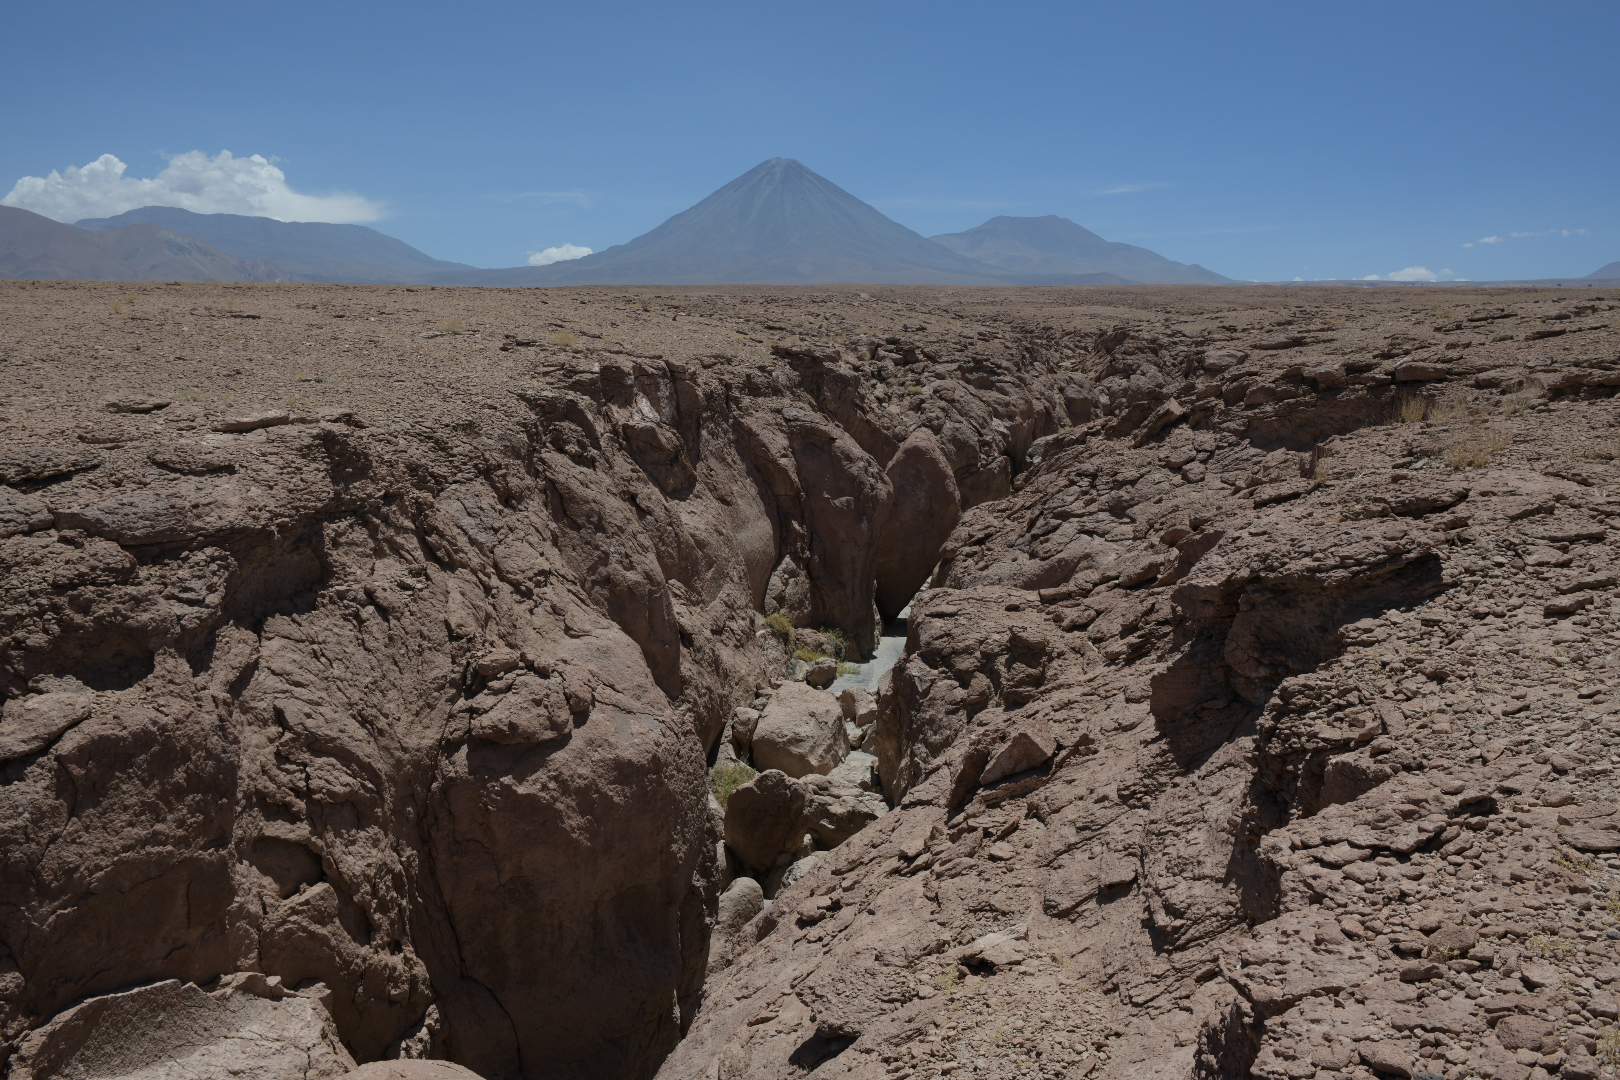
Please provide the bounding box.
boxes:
[1,279,1618,1080]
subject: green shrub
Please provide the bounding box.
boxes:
[765,611,793,638]
[709,763,757,809]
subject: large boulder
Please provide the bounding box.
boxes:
[706,877,765,976]
[874,429,961,621]
[804,656,839,688]
[799,773,888,848]
[838,686,877,728]
[826,750,880,793]
[7,978,355,1080]
[751,682,848,778]
[723,769,809,872]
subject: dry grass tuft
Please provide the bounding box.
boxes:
[1439,426,1512,470]
[1394,392,1431,423]
[550,330,579,346]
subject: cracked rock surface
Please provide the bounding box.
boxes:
[3,281,1620,1080]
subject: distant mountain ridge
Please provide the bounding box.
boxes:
[76,206,473,284]
[431,158,1027,286]
[1588,262,1620,281]
[0,206,290,283]
[9,160,1264,286]
[929,215,1232,285]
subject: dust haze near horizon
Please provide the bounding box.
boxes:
[1,1,1615,282]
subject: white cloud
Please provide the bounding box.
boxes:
[1387,266,1440,282]
[1479,235,1503,244]
[2,151,383,223]
[527,244,592,266]
[1509,229,1590,238]
[1362,274,1382,280]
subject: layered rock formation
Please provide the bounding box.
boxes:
[658,294,1620,1080]
[3,281,1619,1080]
[0,281,1069,1078]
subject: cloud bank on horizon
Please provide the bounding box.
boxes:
[1,151,383,224]
[527,243,592,266]
[1362,266,1454,282]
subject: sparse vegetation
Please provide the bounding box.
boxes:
[437,317,466,333]
[708,763,757,809]
[1440,427,1512,470]
[765,611,793,638]
[1427,392,1470,422]
[838,662,861,676]
[1602,1027,1620,1069]
[550,330,579,346]
[1395,392,1430,423]
[1527,932,1578,957]
[1500,376,1545,415]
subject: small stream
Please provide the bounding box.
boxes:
[828,606,909,695]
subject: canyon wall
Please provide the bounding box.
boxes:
[0,282,1072,1078]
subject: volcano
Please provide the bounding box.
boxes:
[436,158,1027,286]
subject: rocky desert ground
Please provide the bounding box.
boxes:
[2,279,1619,1080]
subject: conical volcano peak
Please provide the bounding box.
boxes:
[427,160,1232,286]
[463,159,1013,286]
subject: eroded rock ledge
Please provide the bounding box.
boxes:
[3,282,1619,1080]
[0,282,1074,1079]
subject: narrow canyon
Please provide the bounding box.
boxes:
[2,281,1619,1080]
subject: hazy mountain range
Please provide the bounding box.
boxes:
[930,213,1227,285]
[0,158,1613,286]
[0,206,290,283]
[442,159,1224,286]
[76,206,476,284]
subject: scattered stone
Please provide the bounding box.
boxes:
[212,410,292,433]
[751,682,848,777]
[979,719,1057,786]
[804,656,839,688]
[102,396,171,413]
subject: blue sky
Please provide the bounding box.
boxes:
[3,1,1615,281]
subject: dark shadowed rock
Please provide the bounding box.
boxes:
[724,770,809,872]
[875,427,960,620]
